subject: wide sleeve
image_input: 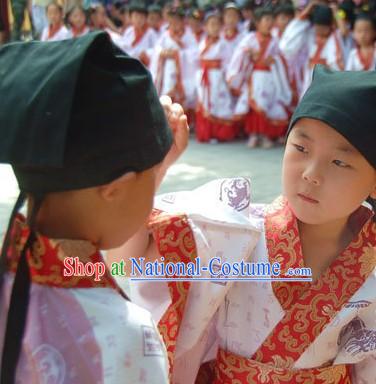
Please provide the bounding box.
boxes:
[279,18,311,61]
[129,178,262,383]
[226,34,254,93]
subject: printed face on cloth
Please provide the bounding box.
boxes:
[282,65,376,225]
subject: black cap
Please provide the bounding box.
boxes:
[128,0,148,14]
[168,6,186,18]
[288,65,376,169]
[312,5,333,26]
[0,32,172,193]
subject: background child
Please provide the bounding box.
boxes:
[187,8,205,44]
[121,1,158,67]
[150,6,199,122]
[280,1,344,98]
[346,12,376,70]
[195,11,237,143]
[272,3,295,38]
[40,1,69,41]
[221,2,245,58]
[0,32,189,384]
[227,7,292,148]
[147,4,163,37]
[66,5,89,38]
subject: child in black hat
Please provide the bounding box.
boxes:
[109,65,376,383]
[0,32,189,384]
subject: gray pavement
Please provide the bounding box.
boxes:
[0,138,283,237]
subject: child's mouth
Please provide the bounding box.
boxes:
[297,193,319,204]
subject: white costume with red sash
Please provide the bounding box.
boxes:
[121,26,158,67]
[130,178,376,384]
[279,18,344,99]
[195,37,238,142]
[40,24,70,41]
[150,28,199,110]
[226,32,292,140]
[345,45,376,71]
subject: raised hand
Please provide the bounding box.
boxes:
[156,95,190,188]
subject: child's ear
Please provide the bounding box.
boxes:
[98,172,137,201]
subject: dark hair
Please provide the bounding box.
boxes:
[274,4,295,18]
[65,5,87,25]
[354,12,376,30]
[254,6,274,23]
[46,1,63,14]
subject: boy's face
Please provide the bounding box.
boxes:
[169,16,184,34]
[282,118,376,225]
[47,4,62,25]
[314,24,332,39]
[69,8,86,29]
[205,17,221,38]
[188,17,202,33]
[131,11,147,29]
[223,9,240,29]
[92,5,106,27]
[147,12,161,29]
[275,13,293,32]
[353,19,375,47]
[256,15,274,35]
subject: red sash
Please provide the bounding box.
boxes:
[357,46,375,70]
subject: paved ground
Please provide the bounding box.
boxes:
[0,137,284,237]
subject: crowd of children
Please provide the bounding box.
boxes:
[24,0,376,147]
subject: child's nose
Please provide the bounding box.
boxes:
[302,164,322,186]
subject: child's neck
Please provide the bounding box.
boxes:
[298,216,354,280]
[359,43,374,51]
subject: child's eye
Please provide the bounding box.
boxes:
[333,160,351,168]
[293,144,307,153]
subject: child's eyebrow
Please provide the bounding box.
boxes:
[335,145,356,154]
[296,130,356,154]
[295,131,312,141]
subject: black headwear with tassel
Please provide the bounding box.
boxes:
[0,31,172,382]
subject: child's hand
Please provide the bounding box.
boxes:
[264,56,275,66]
[156,96,189,188]
[249,49,260,62]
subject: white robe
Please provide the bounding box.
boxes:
[150,28,199,110]
[120,26,158,65]
[279,18,344,98]
[345,46,376,71]
[196,37,235,121]
[40,25,70,42]
[131,178,376,384]
[226,32,292,120]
